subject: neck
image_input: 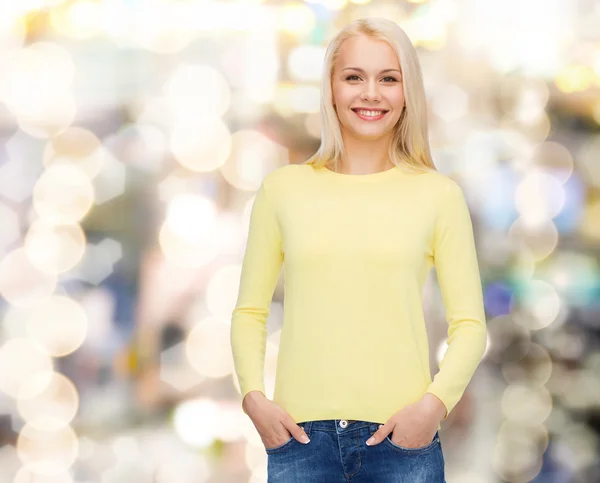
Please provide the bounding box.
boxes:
[334,131,395,174]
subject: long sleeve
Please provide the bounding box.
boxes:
[425,181,487,420]
[230,179,284,414]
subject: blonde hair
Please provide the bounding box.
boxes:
[304,17,437,174]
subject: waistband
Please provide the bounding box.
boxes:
[300,419,381,434]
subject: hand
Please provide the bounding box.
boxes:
[365,393,445,447]
[243,390,310,449]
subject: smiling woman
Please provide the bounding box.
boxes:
[231,16,486,483]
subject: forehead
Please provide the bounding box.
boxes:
[336,35,400,70]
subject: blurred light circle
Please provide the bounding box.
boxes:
[511,279,562,330]
[25,295,88,357]
[49,0,102,40]
[0,15,26,58]
[555,65,595,93]
[305,0,348,10]
[220,130,288,190]
[546,363,571,400]
[577,134,600,188]
[531,141,573,182]
[501,384,553,426]
[498,76,549,120]
[14,463,73,483]
[559,370,600,411]
[501,342,552,386]
[164,64,231,118]
[110,436,142,463]
[2,42,75,109]
[17,91,77,139]
[492,421,545,482]
[554,331,585,362]
[159,221,219,268]
[0,248,57,307]
[287,45,325,83]
[499,420,549,457]
[24,220,86,275]
[41,0,69,7]
[186,317,234,378]
[33,164,95,223]
[42,127,105,179]
[287,85,321,114]
[273,83,298,117]
[173,397,219,448]
[582,197,600,241]
[166,194,217,244]
[485,314,531,364]
[170,116,232,172]
[514,169,565,223]
[430,84,469,122]
[0,338,53,398]
[16,423,78,474]
[500,111,551,144]
[2,42,77,138]
[542,251,599,307]
[213,211,245,256]
[278,4,317,36]
[18,371,79,431]
[131,2,195,54]
[506,243,536,282]
[508,218,558,261]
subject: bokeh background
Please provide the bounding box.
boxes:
[0,0,599,482]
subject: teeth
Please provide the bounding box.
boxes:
[356,110,385,117]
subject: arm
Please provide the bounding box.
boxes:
[425,181,488,421]
[230,180,284,415]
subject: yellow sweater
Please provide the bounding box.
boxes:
[230,162,487,426]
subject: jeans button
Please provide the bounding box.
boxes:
[339,420,348,428]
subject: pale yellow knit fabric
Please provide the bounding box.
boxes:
[230,163,487,425]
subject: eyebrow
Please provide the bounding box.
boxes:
[342,67,402,75]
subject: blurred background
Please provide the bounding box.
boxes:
[0,0,599,482]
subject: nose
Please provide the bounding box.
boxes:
[361,79,381,102]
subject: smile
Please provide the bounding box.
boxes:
[351,108,389,121]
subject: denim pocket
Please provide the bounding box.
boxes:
[384,430,440,454]
[265,422,306,454]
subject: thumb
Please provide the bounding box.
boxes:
[366,423,388,446]
[282,417,310,444]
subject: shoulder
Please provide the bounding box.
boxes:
[414,170,464,202]
[261,163,311,193]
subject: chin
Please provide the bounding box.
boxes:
[351,127,394,141]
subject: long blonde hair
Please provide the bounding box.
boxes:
[304,17,437,174]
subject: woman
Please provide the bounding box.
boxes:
[230,17,487,482]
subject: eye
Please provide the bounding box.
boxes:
[345,74,400,82]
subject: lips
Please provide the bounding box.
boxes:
[351,108,389,121]
[351,108,389,113]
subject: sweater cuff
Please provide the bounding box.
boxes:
[424,388,450,421]
[241,388,266,415]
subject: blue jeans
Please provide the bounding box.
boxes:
[266,419,446,482]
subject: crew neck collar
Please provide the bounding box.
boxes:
[318,164,400,182]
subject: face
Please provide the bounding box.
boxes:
[331,35,405,142]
